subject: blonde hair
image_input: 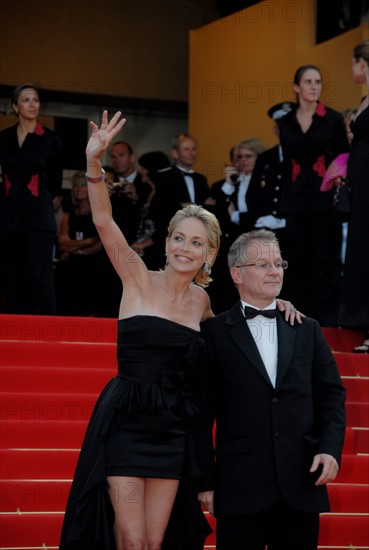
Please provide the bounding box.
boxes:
[70,170,88,204]
[166,204,221,287]
[235,138,266,156]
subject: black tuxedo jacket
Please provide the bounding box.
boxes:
[210,178,253,236]
[197,303,346,516]
[150,165,210,257]
[210,179,240,243]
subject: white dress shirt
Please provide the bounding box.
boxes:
[176,165,195,203]
[221,174,251,224]
[241,300,278,387]
[119,171,137,183]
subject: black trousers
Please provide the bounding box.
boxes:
[2,230,56,315]
[216,497,320,550]
[282,210,342,326]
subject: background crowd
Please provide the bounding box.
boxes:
[0,40,368,349]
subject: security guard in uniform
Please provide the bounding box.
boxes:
[247,102,295,240]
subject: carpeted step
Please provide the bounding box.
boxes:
[204,513,369,547]
[341,376,369,402]
[1,340,116,368]
[0,479,71,513]
[0,449,79,478]
[318,513,369,546]
[322,327,367,352]
[327,483,369,512]
[0,512,63,546]
[1,392,99,422]
[351,427,369,453]
[1,365,114,393]
[334,351,369,376]
[0,313,116,343]
[343,426,369,454]
[338,454,369,484]
[1,420,88,448]
[346,401,369,427]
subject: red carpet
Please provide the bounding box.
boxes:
[0,315,368,549]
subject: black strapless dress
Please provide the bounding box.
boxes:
[59,315,211,550]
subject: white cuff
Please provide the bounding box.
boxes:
[231,211,240,224]
[221,182,234,195]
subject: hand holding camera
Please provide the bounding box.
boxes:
[225,165,239,185]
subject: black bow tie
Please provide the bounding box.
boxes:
[244,306,277,319]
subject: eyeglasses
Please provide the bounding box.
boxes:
[236,260,288,270]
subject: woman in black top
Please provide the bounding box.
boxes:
[278,65,349,326]
[0,83,63,314]
[56,171,103,316]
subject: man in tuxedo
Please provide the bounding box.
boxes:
[197,229,346,550]
[108,141,152,243]
[150,133,213,265]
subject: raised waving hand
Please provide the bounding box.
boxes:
[86,111,126,173]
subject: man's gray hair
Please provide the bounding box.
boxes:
[228,229,280,270]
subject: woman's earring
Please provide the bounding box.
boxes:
[203,262,211,275]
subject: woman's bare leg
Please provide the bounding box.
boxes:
[144,478,179,549]
[107,475,179,550]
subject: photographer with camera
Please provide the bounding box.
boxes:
[208,139,265,313]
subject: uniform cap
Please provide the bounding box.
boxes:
[268,102,295,120]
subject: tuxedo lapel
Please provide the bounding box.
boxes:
[191,173,203,203]
[173,166,192,202]
[232,182,240,209]
[275,313,296,389]
[225,303,273,386]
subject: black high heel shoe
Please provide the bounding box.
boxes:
[353,333,369,353]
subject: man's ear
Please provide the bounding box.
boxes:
[230,266,242,285]
[171,147,179,161]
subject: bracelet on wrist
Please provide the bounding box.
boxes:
[85,168,105,184]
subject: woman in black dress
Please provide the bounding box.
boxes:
[59,112,221,550]
[59,112,301,550]
[278,65,349,326]
[0,83,63,314]
[339,40,369,351]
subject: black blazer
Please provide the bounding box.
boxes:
[209,179,241,245]
[150,165,210,257]
[197,303,346,516]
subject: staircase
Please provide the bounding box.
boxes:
[0,314,368,549]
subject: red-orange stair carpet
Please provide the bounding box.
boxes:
[0,315,368,549]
